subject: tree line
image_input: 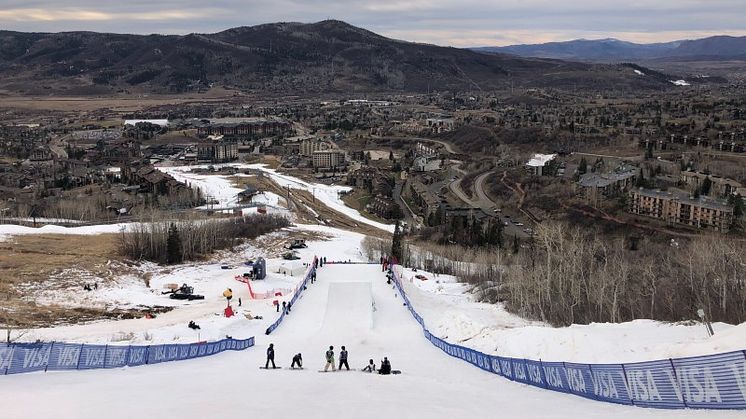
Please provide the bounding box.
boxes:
[370,222,746,326]
[118,214,290,264]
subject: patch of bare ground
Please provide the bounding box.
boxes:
[0,234,169,328]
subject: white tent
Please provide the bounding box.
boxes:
[277,260,306,277]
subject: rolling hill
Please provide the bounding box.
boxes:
[0,20,675,95]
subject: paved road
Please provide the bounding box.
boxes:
[449,170,529,239]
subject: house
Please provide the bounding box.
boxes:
[628,188,733,233]
[347,167,392,197]
[367,195,399,219]
[526,154,557,176]
[413,155,442,172]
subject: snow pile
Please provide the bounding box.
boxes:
[633,69,645,76]
[670,79,691,86]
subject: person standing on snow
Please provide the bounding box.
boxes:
[339,346,349,370]
[324,346,336,371]
[223,288,233,306]
[265,343,276,369]
[291,353,303,369]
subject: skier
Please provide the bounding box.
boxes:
[265,343,276,369]
[362,359,376,373]
[378,357,391,375]
[324,346,336,371]
[338,345,350,370]
[291,353,303,369]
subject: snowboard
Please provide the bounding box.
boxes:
[259,366,282,370]
[289,367,305,370]
[317,369,337,373]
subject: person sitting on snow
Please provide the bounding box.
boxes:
[362,359,376,373]
[378,357,391,375]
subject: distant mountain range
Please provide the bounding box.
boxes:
[474,36,746,62]
[0,20,676,95]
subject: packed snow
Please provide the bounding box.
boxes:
[1,258,737,418]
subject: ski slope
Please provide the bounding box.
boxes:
[0,264,739,419]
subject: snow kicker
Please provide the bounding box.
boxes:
[389,265,746,410]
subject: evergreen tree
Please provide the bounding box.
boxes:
[166,223,182,264]
[578,158,588,175]
[701,176,712,196]
[391,220,403,262]
[389,150,394,161]
[512,235,520,254]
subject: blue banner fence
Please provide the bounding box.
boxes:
[265,256,318,335]
[0,337,254,375]
[390,265,746,410]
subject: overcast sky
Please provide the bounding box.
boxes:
[0,1,745,47]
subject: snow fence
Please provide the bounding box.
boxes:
[265,257,318,335]
[390,265,746,410]
[0,337,254,375]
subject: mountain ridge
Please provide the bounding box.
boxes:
[473,35,746,62]
[0,20,675,94]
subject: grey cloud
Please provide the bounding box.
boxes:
[0,0,743,46]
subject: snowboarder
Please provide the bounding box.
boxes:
[339,346,349,370]
[188,320,200,330]
[324,346,336,371]
[287,302,292,313]
[362,359,376,373]
[282,301,287,313]
[379,357,391,375]
[274,300,280,312]
[291,353,303,369]
[238,297,242,307]
[265,343,276,369]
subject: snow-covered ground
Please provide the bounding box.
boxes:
[1,218,745,416]
[158,165,287,217]
[399,266,746,363]
[2,261,739,418]
[158,163,395,233]
[0,222,132,242]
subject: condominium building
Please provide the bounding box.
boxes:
[628,188,734,232]
[312,150,346,169]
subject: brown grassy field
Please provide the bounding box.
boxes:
[0,233,140,327]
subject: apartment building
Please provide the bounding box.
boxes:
[628,188,734,232]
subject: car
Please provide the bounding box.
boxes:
[515,222,524,226]
[504,215,511,218]
[493,208,502,213]
[503,221,509,226]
